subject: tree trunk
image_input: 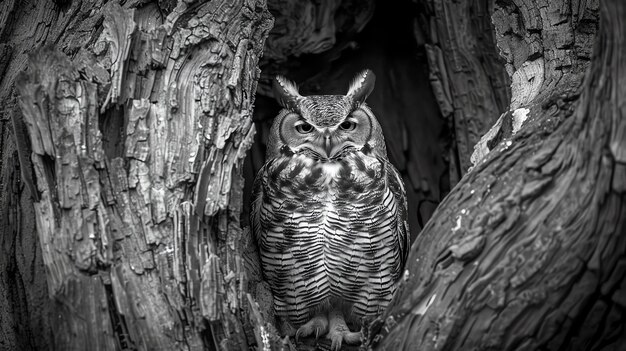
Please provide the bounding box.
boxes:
[371,0,626,349]
[3,0,625,350]
[2,0,272,350]
[415,0,511,185]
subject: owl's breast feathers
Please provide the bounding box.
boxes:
[251,152,409,326]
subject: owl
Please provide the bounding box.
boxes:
[251,70,409,350]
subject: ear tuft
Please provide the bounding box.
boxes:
[273,75,302,111]
[346,69,376,106]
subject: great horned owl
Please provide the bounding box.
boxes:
[251,70,409,349]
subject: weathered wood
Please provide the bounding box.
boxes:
[371,0,626,349]
[416,0,511,184]
[3,0,624,350]
[0,135,53,350]
[472,0,599,166]
[7,0,272,349]
[0,0,95,348]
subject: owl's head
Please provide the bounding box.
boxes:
[266,70,387,161]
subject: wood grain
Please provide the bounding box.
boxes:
[11,0,273,349]
[417,0,511,181]
[371,0,626,350]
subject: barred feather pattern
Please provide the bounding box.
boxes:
[251,150,409,326]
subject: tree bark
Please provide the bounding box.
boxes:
[415,0,511,185]
[3,0,625,350]
[371,0,626,349]
[3,0,272,350]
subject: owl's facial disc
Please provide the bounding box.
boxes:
[279,103,373,161]
[306,127,346,160]
[296,117,364,160]
[294,123,345,160]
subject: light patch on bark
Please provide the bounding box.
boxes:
[512,108,530,134]
[469,107,529,169]
[451,215,463,232]
[412,293,437,316]
[469,112,505,168]
[510,58,544,110]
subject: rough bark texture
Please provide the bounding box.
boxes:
[3,0,624,350]
[415,0,511,185]
[371,0,626,350]
[3,0,272,350]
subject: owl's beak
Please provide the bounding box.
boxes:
[323,131,334,158]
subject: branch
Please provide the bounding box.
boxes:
[372,1,626,349]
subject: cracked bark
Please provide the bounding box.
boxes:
[2,0,272,350]
[371,0,626,350]
[2,0,625,350]
[414,0,511,185]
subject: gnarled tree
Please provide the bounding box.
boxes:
[372,0,626,349]
[2,0,272,349]
[1,0,624,350]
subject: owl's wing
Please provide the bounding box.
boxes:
[382,158,411,278]
[249,160,329,326]
[250,164,267,244]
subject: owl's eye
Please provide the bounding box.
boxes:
[339,121,356,131]
[295,122,314,134]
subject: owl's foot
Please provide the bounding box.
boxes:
[326,310,361,351]
[295,314,329,341]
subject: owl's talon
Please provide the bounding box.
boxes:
[329,334,343,351]
[327,330,361,350]
[295,314,329,342]
[294,331,300,343]
[327,310,361,350]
